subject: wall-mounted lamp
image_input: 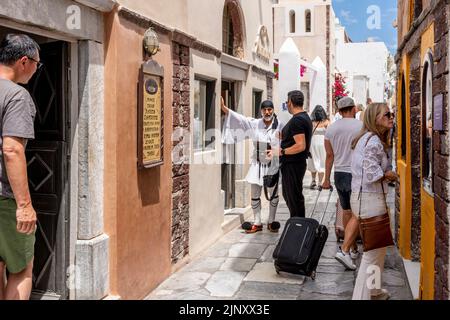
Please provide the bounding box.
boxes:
[143,27,160,58]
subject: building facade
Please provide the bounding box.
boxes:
[106,0,277,299]
[273,0,336,115]
[1,0,276,300]
[336,38,390,106]
[0,0,112,300]
[396,0,450,300]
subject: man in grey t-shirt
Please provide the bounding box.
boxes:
[0,34,40,300]
[322,97,362,270]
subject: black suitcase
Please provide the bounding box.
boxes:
[273,187,333,280]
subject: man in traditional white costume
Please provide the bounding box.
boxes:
[221,98,283,233]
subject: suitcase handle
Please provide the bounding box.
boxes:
[310,186,334,225]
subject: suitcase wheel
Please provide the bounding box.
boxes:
[275,265,280,275]
[311,271,316,281]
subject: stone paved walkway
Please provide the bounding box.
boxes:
[146,177,413,300]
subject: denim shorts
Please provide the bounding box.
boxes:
[0,196,35,274]
[334,172,352,210]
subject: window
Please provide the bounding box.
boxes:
[252,90,263,118]
[305,10,311,33]
[289,10,296,33]
[194,79,216,151]
[401,74,407,159]
[422,54,433,194]
[223,5,234,55]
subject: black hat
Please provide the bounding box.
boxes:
[260,100,274,109]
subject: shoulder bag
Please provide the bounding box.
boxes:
[358,135,394,252]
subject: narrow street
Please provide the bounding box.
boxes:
[147,175,413,300]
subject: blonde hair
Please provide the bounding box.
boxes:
[351,103,391,150]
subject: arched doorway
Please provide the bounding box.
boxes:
[419,49,435,300]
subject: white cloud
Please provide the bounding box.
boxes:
[340,9,358,24]
[367,36,381,42]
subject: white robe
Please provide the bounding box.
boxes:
[222,110,284,186]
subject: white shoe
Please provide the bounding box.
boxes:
[350,248,360,260]
[371,289,391,300]
[335,247,357,270]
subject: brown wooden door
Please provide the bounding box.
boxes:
[25,41,69,299]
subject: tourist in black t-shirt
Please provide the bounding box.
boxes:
[267,90,312,218]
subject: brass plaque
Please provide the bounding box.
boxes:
[142,76,161,163]
[138,60,164,169]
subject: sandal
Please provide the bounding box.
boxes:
[245,224,263,234]
[267,221,281,233]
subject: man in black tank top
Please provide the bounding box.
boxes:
[268,90,312,218]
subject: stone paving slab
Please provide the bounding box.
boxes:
[244,262,306,285]
[183,257,227,273]
[259,245,276,263]
[234,281,302,300]
[220,258,258,272]
[147,176,413,300]
[220,230,246,244]
[300,272,355,296]
[238,232,281,244]
[156,271,211,292]
[202,242,233,258]
[228,243,268,259]
[205,271,247,297]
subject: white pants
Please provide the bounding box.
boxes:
[351,192,389,300]
[352,246,387,300]
[251,184,278,225]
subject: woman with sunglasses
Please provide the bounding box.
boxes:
[350,103,397,300]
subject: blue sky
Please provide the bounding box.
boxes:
[333,0,398,54]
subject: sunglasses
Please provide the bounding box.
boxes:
[383,111,394,119]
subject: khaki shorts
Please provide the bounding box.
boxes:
[0,196,35,274]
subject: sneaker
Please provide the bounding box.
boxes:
[335,247,357,270]
[350,248,360,260]
[245,224,263,234]
[310,181,317,190]
[371,289,391,300]
[267,221,281,233]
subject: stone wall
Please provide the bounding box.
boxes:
[396,0,450,299]
[171,43,191,264]
[409,45,422,261]
[432,3,449,300]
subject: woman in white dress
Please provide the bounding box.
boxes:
[350,103,397,300]
[221,98,283,234]
[307,105,329,189]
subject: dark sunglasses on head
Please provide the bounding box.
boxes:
[383,111,394,119]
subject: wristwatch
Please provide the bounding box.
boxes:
[281,149,286,156]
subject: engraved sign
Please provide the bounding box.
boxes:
[138,60,164,169]
[253,25,271,64]
[433,94,443,131]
